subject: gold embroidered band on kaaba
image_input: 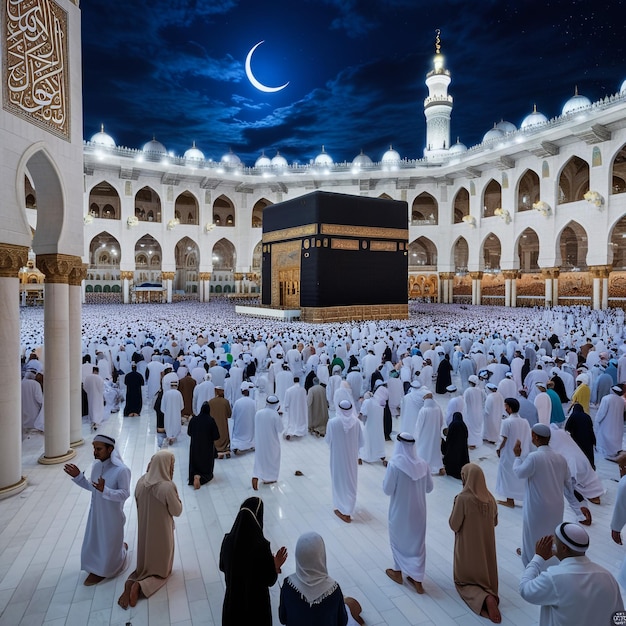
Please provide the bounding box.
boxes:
[263,223,408,244]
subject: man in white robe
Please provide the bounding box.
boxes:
[497,372,517,400]
[192,373,215,416]
[63,434,130,586]
[161,379,183,444]
[400,380,426,433]
[346,366,364,409]
[283,377,308,439]
[463,375,484,448]
[513,423,590,566]
[611,474,626,588]
[22,369,43,431]
[496,398,531,508]
[145,355,165,404]
[251,395,284,489]
[358,392,386,465]
[383,432,432,594]
[230,384,256,454]
[595,385,625,459]
[520,523,623,626]
[326,399,363,523]
[445,384,465,426]
[275,364,294,405]
[83,366,105,431]
[534,382,552,425]
[413,393,445,475]
[483,383,504,444]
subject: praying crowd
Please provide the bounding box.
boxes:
[16,299,626,625]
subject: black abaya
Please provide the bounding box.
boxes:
[123,370,144,416]
[442,412,470,479]
[435,355,453,394]
[187,404,221,485]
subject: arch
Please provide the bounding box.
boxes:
[175,236,199,293]
[516,228,540,271]
[516,169,540,212]
[482,179,502,218]
[480,233,501,270]
[252,240,263,271]
[452,188,469,224]
[212,238,236,270]
[88,180,121,220]
[611,144,626,195]
[89,232,121,267]
[135,186,161,222]
[252,198,272,228]
[411,192,438,225]
[408,236,437,268]
[175,190,199,225]
[608,214,626,268]
[214,284,222,293]
[213,194,235,227]
[24,175,36,209]
[557,156,589,204]
[135,234,162,283]
[452,236,468,273]
[557,221,588,270]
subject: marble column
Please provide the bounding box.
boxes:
[199,272,211,302]
[234,273,243,295]
[121,270,133,304]
[438,273,448,304]
[511,272,519,307]
[469,272,483,306]
[589,265,612,310]
[502,270,518,307]
[541,268,559,308]
[0,244,29,499]
[69,262,87,447]
[162,272,175,303]
[36,254,76,465]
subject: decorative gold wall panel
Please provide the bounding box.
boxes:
[270,240,301,308]
[301,304,408,323]
[3,0,70,139]
[262,224,318,244]
[331,238,359,250]
[320,224,408,239]
[370,241,397,252]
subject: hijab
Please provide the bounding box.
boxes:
[143,450,174,486]
[460,463,495,514]
[388,432,428,481]
[287,532,337,605]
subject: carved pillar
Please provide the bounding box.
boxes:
[589,265,612,310]
[502,270,516,307]
[36,254,76,464]
[469,272,483,306]
[68,262,87,447]
[234,272,244,295]
[0,244,29,499]
[439,272,454,304]
[162,272,175,303]
[541,267,559,308]
[199,272,211,302]
[121,270,134,304]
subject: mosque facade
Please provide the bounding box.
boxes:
[63,45,626,311]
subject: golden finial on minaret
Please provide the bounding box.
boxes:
[435,29,441,54]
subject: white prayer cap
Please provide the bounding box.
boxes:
[338,399,352,411]
[532,423,551,438]
[535,381,547,390]
[575,374,589,385]
[410,380,421,389]
[266,395,279,405]
[612,385,623,394]
[170,380,179,387]
[204,373,212,381]
[240,382,252,391]
[374,379,386,389]
[332,365,342,374]
[93,434,115,446]
[550,368,560,377]
[468,375,479,385]
[486,383,497,391]
[397,432,415,443]
[446,385,457,392]
[505,372,513,378]
[555,522,589,553]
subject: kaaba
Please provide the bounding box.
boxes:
[261,191,408,322]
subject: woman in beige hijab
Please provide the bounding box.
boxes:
[449,463,501,623]
[118,450,183,609]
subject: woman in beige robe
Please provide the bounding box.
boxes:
[448,463,501,623]
[118,450,183,609]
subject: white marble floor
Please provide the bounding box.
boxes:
[2,389,626,626]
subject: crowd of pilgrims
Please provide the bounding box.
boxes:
[18,300,626,624]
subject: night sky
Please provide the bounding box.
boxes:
[81,0,626,166]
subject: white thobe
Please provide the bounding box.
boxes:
[513,446,582,566]
[387,377,403,417]
[346,370,364,407]
[192,380,215,415]
[611,476,626,588]
[483,391,505,443]
[534,392,551,425]
[326,415,363,516]
[283,384,308,437]
[383,463,433,580]
[83,373,105,426]
[495,414,531,501]
[145,360,165,400]
[400,389,425,433]
[230,396,256,451]
[463,386,484,447]
[21,378,43,429]
[161,388,183,439]
[414,400,445,473]
[445,395,465,426]
[253,407,283,482]
[358,398,385,463]
[497,377,517,400]
[595,393,625,457]
[73,458,130,578]
[275,369,294,405]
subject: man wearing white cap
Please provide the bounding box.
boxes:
[209,386,232,458]
[161,379,184,445]
[283,377,308,440]
[383,433,433,594]
[497,371,517,400]
[520,522,623,625]
[251,394,284,490]
[399,380,426,434]
[595,385,625,459]
[513,423,590,566]
[192,373,215,416]
[414,392,445,475]
[570,373,590,413]
[230,383,256,454]
[445,385,465,427]
[64,435,130,586]
[483,383,504,444]
[533,382,551,426]
[463,375,484,449]
[327,399,363,523]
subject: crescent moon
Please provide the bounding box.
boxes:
[245,41,289,93]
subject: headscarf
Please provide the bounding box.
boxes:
[460,463,495,513]
[388,432,428,481]
[221,497,267,574]
[337,399,358,432]
[143,450,175,486]
[287,532,338,605]
[93,433,126,468]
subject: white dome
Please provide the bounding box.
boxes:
[381,145,401,163]
[255,152,271,168]
[184,142,204,161]
[496,120,517,133]
[90,125,115,148]
[314,146,333,166]
[482,125,505,142]
[221,149,241,166]
[352,150,373,167]
[271,152,288,168]
[621,79,626,93]
[143,138,167,154]
[562,90,591,116]
[520,106,548,129]
[448,139,468,154]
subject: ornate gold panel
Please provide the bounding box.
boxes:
[270,240,301,308]
[370,241,397,252]
[320,224,408,240]
[331,238,359,250]
[262,224,318,244]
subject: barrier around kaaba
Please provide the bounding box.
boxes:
[262,191,408,322]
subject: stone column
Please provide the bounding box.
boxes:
[36,254,76,465]
[541,268,559,308]
[511,272,519,307]
[234,272,244,295]
[0,244,29,499]
[162,272,175,303]
[469,272,483,306]
[439,272,454,304]
[438,273,448,304]
[589,265,612,310]
[502,270,514,307]
[199,272,211,302]
[69,262,87,447]
[121,270,133,304]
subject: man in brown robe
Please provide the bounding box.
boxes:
[307,378,329,436]
[209,386,232,458]
[178,370,196,421]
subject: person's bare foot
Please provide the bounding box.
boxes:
[129,581,140,607]
[193,475,201,490]
[497,499,515,508]
[469,445,476,450]
[438,468,446,476]
[484,594,501,623]
[334,509,351,523]
[117,579,133,609]
[385,568,402,584]
[83,572,105,586]
[252,477,258,490]
[580,506,592,526]
[344,596,365,625]
[407,576,424,594]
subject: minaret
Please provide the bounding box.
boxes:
[423,29,453,160]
